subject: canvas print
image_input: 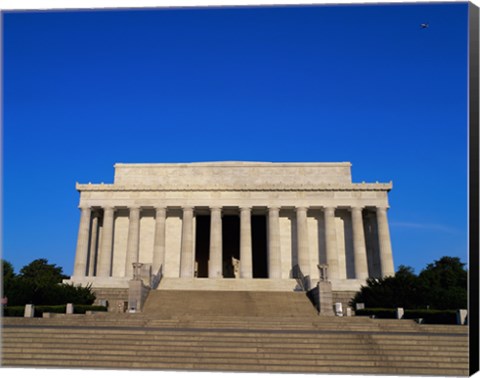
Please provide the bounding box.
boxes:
[1,2,473,376]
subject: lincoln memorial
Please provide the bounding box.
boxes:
[68,162,395,302]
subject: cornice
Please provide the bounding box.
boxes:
[76,182,393,192]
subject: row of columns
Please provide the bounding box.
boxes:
[73,205,394,280]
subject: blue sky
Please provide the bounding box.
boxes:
[3,3,469,276]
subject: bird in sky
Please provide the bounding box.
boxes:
[421,23,429,29]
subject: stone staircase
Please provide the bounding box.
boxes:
[1,290,469,375]
[142,290,318,317]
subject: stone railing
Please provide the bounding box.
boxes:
[151,265,163,289]
[292,264,311,291]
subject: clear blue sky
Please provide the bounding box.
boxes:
[3,3,469,276]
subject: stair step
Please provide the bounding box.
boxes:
[1,288,469,375]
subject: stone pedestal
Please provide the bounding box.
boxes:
[456,309,468,325]
[334,302,343,316]
[356,303,365,311]
[66,303,74,314]
[24,304,35,318]
[318,281,334,316]
[128,279,150,312]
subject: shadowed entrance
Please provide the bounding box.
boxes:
[195,213,268,278]
[252,215,268,278]
[195,215,210,277]
[222,215,240,278]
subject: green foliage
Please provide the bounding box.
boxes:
[355,308,396,319]
[403,309,457,324]
[2,304,108,317]
[2,259,15,281]
[1,258,95,306]
[19,258,67,284]
[2,306,25,317]
[351,256,467,310]
[73,305,108,314]
[2,259,16,297]
[418,256,467,309]
[52,283,96,305]
[352,265,421,308]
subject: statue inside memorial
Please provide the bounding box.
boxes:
[223,257,240,278]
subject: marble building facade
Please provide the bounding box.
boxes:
[68,162,395,293]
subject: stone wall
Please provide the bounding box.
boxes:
[93,288,128,312]
[113,162,353,187]
[332,291,357,312]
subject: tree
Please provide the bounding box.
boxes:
[351,265,421,308]
[418,256,467,309]
[351,257,467,310]
[14,259,68,305]
[2,259,16,299]
[2,258,95,306]
[19,258,67,285]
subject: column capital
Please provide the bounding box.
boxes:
[209,206,222,211]
[268,206,280,212]
[240,206,252,212]
[296,206,308,212]
[79,206,92,212]
[182,206,194,212]
[323,206,336,214]
[376,206,389,212]
[350,206,364,211]
[155,207,166,216]
[103,206,115,211]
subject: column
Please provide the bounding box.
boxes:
[125,207,141,278]
[152,207,166,274]
[376,207,395,277]
[268,207,282,279]
[87,211,99,276]
[239,207,253,278]
[180,207,194,278]
[296,207,310,277]
[73,207,91,277]
[351,207,369,280]
[324,207,339,280]
[209,207,223,278]
[97,206,115,277]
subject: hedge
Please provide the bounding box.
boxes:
[2,305,107,317]
[355,308,458,324]
[355,308,396,319]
